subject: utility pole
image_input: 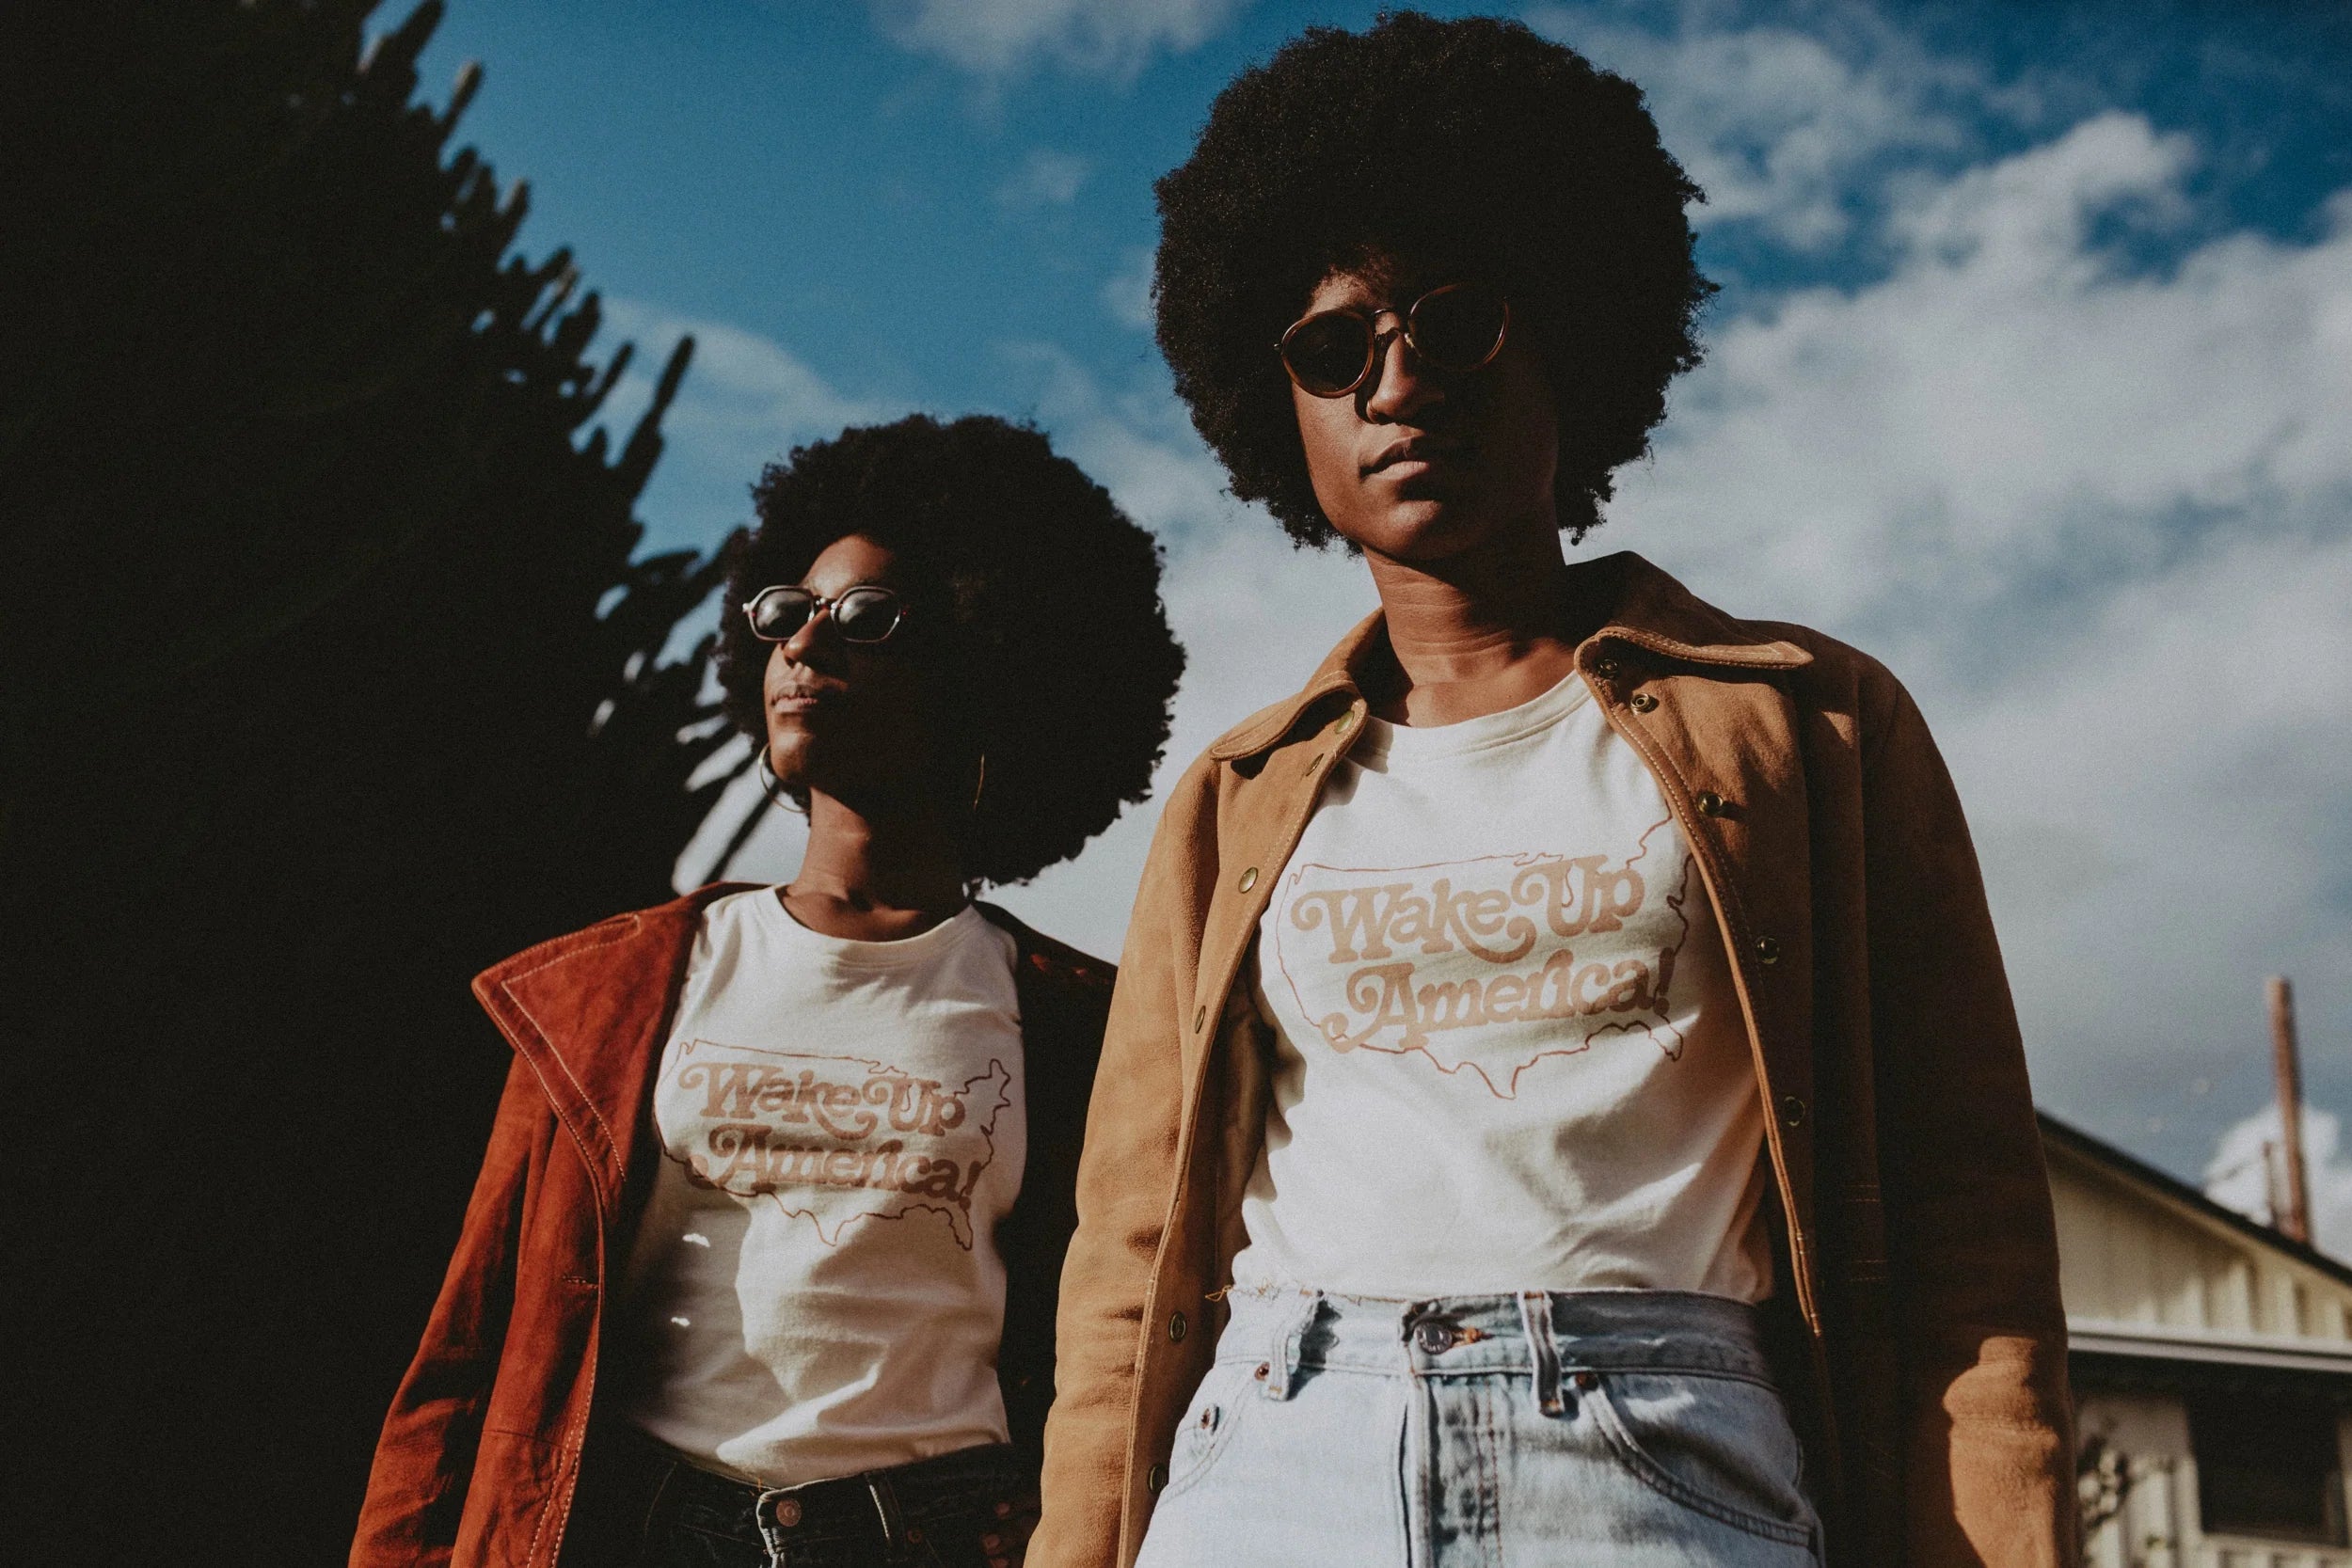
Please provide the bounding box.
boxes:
[2270,975,2312,1244]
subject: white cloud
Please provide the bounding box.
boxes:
[1532,3,1983,248]
[1597,111,2352,1140]
[2207,1106,2352,1263]
[1102,245,1155,330]
[996,149,1091,208]
[869,0,1249,78]
[597,297,896,479]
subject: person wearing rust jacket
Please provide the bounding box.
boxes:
[1032,17,2073,1568]
[353,415,1184,1568]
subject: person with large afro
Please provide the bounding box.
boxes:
[355,414,1185,1568]
[1035,15,2073,1568]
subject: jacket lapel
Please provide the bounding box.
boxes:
[469,885,750,1221]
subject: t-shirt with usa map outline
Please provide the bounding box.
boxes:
[613,890,1025,1486]
[1232,667,1770,1303]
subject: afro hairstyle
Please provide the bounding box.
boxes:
[1152,11,1713,547]
[715,414,1185,889]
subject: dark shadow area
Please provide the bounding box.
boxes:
[0,3,741,1560]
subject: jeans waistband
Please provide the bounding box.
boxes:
[592,1421,1025,1553]
[1217,1287,1775,1401]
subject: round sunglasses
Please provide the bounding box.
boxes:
[1277,281,1511,399]
[742,584,909,645]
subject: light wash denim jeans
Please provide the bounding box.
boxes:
[1134,1287,1822,1568]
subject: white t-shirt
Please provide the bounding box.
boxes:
[1232,670,1770,1302]
[614,890,1025,1485]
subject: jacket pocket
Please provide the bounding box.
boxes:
[1583,1370,1819,1550]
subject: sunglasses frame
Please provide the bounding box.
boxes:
[741,583,910,645]
[1276,282,1512,399]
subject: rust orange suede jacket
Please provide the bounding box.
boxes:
[350,886,1113,1568]
[1030,552,2076,1568]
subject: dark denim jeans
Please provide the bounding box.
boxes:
[565,1422,1039,1568]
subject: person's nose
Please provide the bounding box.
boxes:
[778,601,834,664]
[1359,313,1442,424]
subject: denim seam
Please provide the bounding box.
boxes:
[1582,1380,1816,1547]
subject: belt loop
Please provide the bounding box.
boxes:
[1263,1289,1321,1402]
[867,1469,914,1561]
[1518,1290,1565,1417]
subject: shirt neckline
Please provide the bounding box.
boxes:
[739,889,996,971]
[1351,668,1592,765]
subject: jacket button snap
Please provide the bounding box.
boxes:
[1168,1310,1187,1342]
[1629,691,1658,713]
[1253,1362,1271,1380]
[1694,790,1725,816]
[1147,1462,1168,1493]
[1755,935,1781,966]
[1780,1094,1808,1128]
[1192,1005,1207,1033]
[1335,709,1356,735]
[1239,866,1258,893]
[773,1498,803,1528]
[1593,656,1621,678]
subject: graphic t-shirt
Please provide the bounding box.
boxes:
[1232,670,1770,1301]
[614,890,1025,1485]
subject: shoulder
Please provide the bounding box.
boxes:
[472,882,758,995]
[973,903,1117,1003]
[1741,619,1909,720]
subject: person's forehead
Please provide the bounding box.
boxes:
[802,531,898,589]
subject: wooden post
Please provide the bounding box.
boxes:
[2269,975,2312,1244]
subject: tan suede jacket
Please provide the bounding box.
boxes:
[1032,552,2075,1568]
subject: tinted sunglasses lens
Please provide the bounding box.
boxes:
[1282,312,1373,395]
[831,588,902,642]
[1411,285,1508,370]
[747,588,814,641]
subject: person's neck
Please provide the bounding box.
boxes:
[781,789,969,942]
[1360,517,1599,727]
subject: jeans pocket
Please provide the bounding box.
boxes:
[1159,1359,1254,1501]
[1583,1370,1818,1549]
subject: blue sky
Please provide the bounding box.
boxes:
[399,1,2351,1203]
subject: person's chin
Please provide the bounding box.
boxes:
[1353,497,1495,563]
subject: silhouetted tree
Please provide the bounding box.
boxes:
[0,2,736,1559]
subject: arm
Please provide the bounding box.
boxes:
[349,1053,546,1568]
[1862,678,2076,1567]
[1030,766,1210,1568]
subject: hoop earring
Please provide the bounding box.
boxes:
[969,752,987,816]
[756,744,806,814]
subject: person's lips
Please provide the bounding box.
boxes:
[1364,433,1469,474]
[768,685,839,715]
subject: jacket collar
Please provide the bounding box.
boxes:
[1208,550,1810,762]
[470,883,752,1217]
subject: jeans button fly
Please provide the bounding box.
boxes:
[1412,1318,1458,1354]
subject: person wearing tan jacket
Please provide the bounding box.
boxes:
[1032,15,2074,1568]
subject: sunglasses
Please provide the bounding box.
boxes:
[742,584,909,645]
[1277,281,1511,399]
